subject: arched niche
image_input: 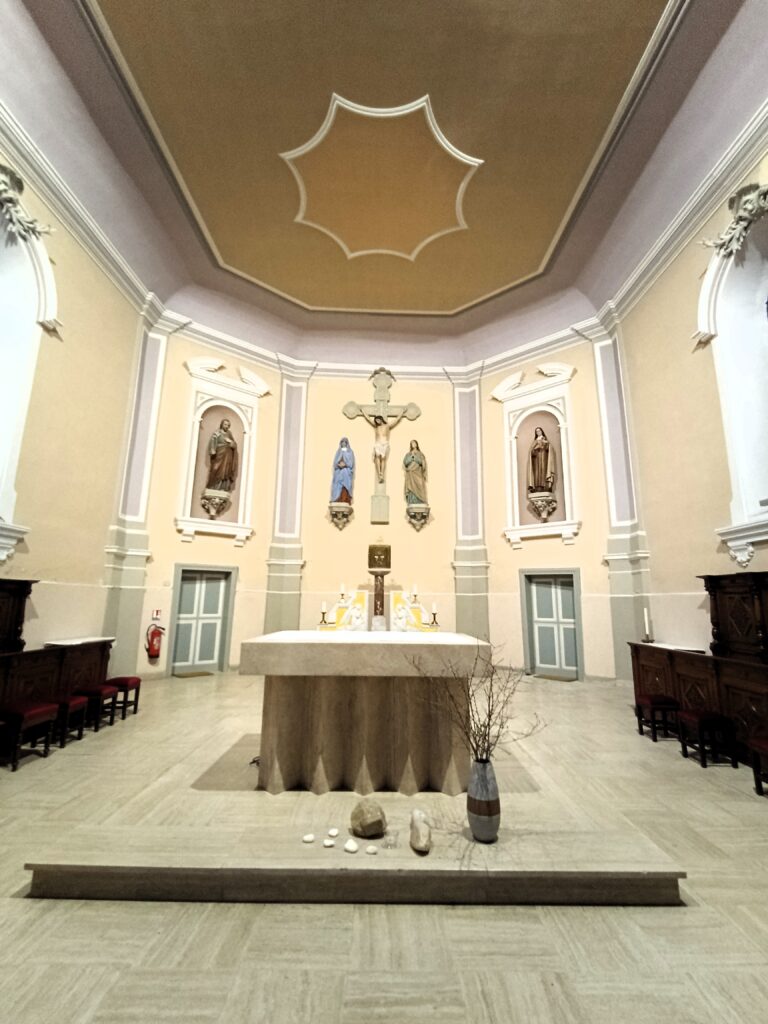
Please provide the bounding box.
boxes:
[0,221,57,558]
[493,364,581,548]
[175,358,270,545]
[697,212,768,565]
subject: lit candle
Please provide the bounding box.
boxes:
[643,607,650,637]
[321,601,327,614]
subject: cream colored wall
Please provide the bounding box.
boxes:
[619,154,768,648]
[0,159,141,647]
[138,333,282,672]
[482,342,615,677]
[300,377,457,632]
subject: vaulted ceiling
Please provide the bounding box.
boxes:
[82,0,672,316]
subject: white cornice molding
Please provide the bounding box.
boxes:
[0,101,147,312]
[2,75,767,376]
[603,94,768,322]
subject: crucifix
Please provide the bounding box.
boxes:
[343,367,421,524]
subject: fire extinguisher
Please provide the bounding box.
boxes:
[145,621,165,660]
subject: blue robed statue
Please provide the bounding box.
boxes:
[330,437,355,504]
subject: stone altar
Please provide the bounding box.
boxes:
[240,630,487,795]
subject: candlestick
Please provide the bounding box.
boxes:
[431,602,437,614]
[340,583,346,598]
[321,601,327,614]
[643,607,650,635]
[412,583,418,600]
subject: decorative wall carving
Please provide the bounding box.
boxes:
[704,182,768,257]
[0,165,49,242]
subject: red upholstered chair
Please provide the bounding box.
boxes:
[107,676,141,720]
[74,682,118,731]
[56,694,89,748]
[634,692,680,742]
[748,736,768,796]
[0,700,59,771]
[678,709,738,768]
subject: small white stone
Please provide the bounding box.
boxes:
[328,827,339,837]
[344,838,359,854]
[302,833,315,844]
[323,838,335,848]
[365,845,378,855]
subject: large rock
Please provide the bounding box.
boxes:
[350,798,387,838]
[410,808,432,854]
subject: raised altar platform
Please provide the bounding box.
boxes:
[240,630,487,796]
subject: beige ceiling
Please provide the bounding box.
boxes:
[89,0,670,316]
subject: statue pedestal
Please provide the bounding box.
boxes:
[528,491,558,522]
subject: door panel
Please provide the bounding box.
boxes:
[530,575,578,680]
[173,571,228,672]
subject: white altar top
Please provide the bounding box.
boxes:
[240,629,487,678]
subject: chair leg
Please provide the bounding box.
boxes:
[11,726,22,772]
[93,697,102,732]
[661,710,670,739]
[120,693,128,720]
[58,710,68,749]
[699,722,708,767]
[635,705,644,736]
[753,751,765,796]
[680,720,689,759]
[650,710,658,743]
[77,712,85,741]
[133,685,140,715]
[42,721,53,758]
[108,696,116,727]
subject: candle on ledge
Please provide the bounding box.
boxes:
[321,601,327,614]
[643,606,650,637]
[432,602,437,614]
[412,584,418,599]
[340,583,346,597]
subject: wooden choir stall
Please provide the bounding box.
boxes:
[630,572,768,771]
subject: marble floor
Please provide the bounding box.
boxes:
[1,671,767,1023]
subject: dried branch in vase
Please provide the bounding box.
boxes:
[412,644,543,761]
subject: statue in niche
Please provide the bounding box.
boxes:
[527,427,556,494]
[330,437,355,503]
[526,426,559,523]
[200,417,238,518]
[207,418,239,491]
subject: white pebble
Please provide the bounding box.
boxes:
[365,845,378,855]
[323,838,335,848]
[344,838,359,854]
[328,827,339,837]
[302,833,315,844]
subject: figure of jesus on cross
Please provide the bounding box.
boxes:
[343,367,421,524]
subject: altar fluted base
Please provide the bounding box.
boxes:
[258,674,469,795]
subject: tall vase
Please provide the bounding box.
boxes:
[466,758,500,843]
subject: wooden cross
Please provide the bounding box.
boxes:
[343,367,421,524]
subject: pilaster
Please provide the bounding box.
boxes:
[263,366,312,632]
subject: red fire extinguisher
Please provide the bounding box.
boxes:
[145,622,165,660]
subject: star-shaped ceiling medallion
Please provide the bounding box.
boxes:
[280,94,483,261]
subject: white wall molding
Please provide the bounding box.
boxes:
[501,373,580,549]
[0,100,147,311]
[602,94,768,323]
